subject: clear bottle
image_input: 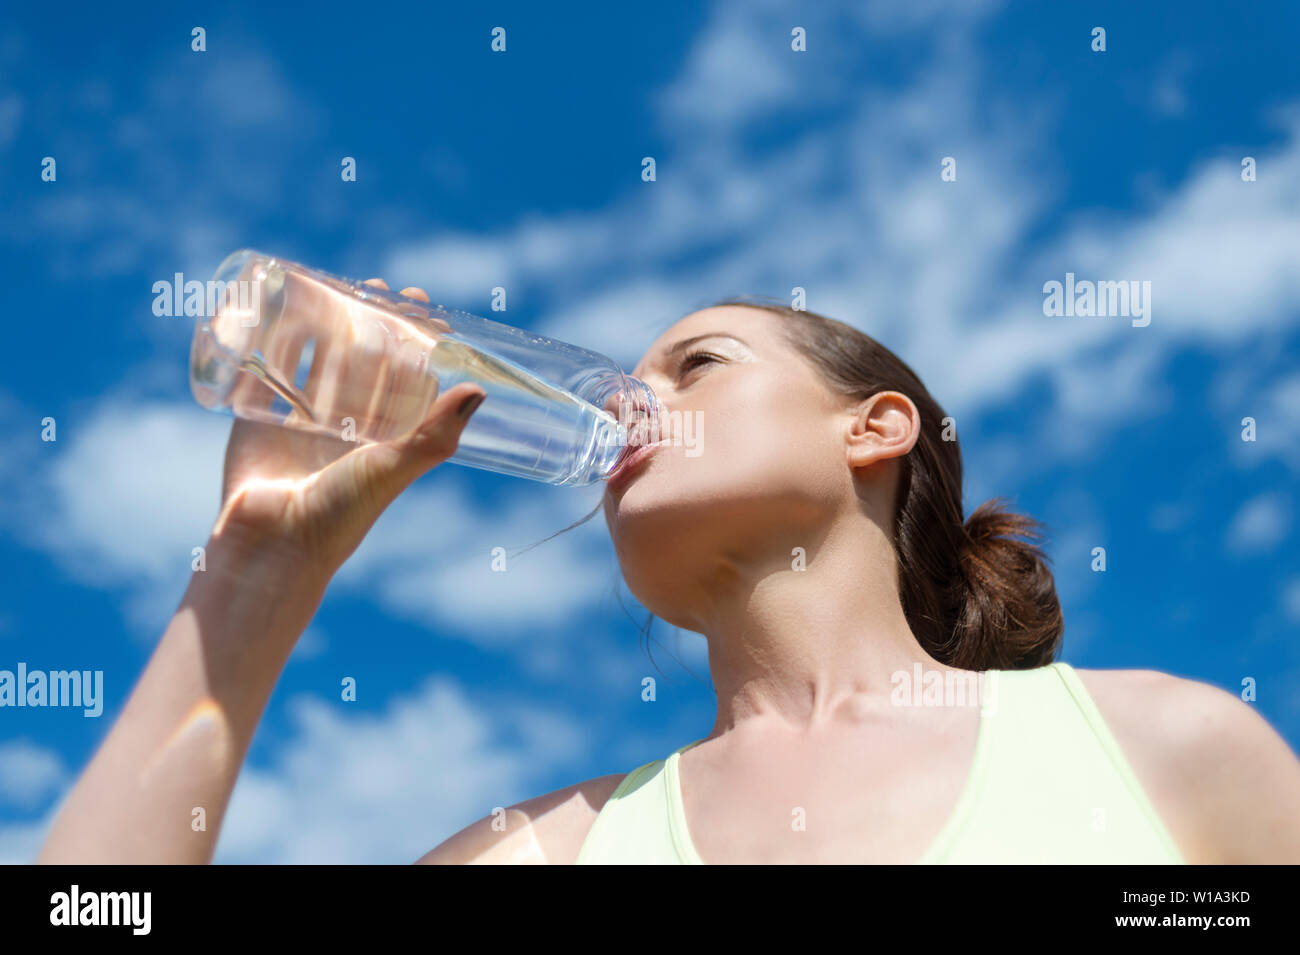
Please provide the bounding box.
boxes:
[189,249,663,486]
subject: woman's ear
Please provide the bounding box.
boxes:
[845,391,921,470]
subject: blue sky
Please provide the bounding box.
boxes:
[1,0,1298,862]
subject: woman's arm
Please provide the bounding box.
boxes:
[37,532,327,864]
[1079,668,1300,864]
[36,279,487,864]
[414,774,625,864]
[1166,675,1300,863]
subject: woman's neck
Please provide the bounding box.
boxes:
[692,515,960,739]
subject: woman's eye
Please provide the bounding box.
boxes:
[679,351,720,375]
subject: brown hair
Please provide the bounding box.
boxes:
[715,297,1063,670]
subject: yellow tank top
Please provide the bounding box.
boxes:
[576,661,1186,864]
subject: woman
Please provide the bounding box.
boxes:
[38,284,1300,864]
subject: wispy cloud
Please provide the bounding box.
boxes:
[1234,372,1300,472]
[6,389,623,645]
[14,397,229,635]
[0,739,67,811]
[376,3,1300,496]
[0,679,595,864]
[217,674,589,863]
[333,477,617,643]
[1226,491,1292,555]
[4,44,323,296]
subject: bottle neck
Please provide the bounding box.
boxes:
[584,374,664,482]
[617,376,664,449]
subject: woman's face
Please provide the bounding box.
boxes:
[602,306,866,630]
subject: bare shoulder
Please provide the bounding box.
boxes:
[1071,666,1300,863]
[414,773,626,865]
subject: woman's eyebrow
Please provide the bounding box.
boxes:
[663,332,749,360]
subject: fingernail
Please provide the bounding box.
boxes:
[458,392,485,420]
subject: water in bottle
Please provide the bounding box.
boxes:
[190,250,663,486]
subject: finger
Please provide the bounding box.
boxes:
[304,274,385,432]
[300,318,344,430]
[375,336,440,444]
[399,286,430,303]
[256,284,315,423]
[345,382,487,508]
[342,316,395,440]
[227,276,315,422]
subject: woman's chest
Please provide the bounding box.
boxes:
[676,727,981,865]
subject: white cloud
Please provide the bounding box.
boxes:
[10,48,318,288]
[22,397,228,636]
[373,5,1300,503]
[1234,372,1300,472]
[0,740,67,810]
[1061,152,1300,340]
[13,391,621,644]
[42,401,227,580]
[333,478,616,645]
[653,2,804,128]
[0,739,64,863]
[928,111,1300,427]
[1284,578,1300,623]
[1039,341,1176,460]
[1225,492,1292,555]
[0,812,54,865]
[0,679,598,865]
[217,675,589,863]
[534,278,688,370]
[384,235,518,305]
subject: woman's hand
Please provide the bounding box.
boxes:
[213,279,485,581]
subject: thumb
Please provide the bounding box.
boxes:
[344,382,487,508]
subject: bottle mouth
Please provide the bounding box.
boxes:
[611,376,665,452]
[619,377,663,449]
[595,377,663,481]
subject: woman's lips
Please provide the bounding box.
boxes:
[605,440,662,494]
